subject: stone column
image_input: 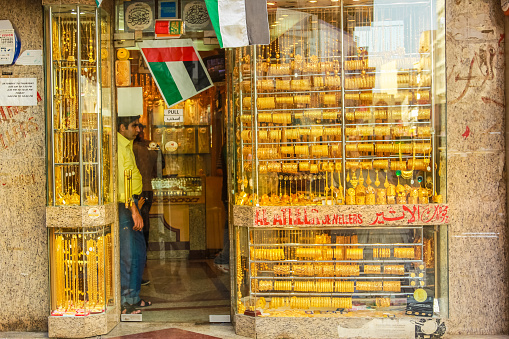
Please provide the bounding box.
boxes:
[446,0,508,334]
[0,0,48,332]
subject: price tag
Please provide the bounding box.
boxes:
[88,207,100,219]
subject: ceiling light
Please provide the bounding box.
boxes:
[267,2,276,5]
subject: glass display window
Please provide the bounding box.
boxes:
[228,0,446,207]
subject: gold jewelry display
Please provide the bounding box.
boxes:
[235,9,440,209]
[364,265,381,274]
[394,247,415,258]
[356,281,383,291]
[383,281,401,292]
[376,298,391,308]
[52,231,112,314]
[373,248,390,258]
[384,265,405,275]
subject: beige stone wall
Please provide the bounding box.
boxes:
[0,0,48,332]
[446,0,508,334]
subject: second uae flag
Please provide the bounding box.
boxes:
[204,0,269,48]
[138,39,213,108]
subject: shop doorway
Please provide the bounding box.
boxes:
[118,47,231,323]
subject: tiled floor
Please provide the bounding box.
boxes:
[102,323,245,339]
[138,258,231,323]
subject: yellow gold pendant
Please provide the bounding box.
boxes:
[350,171,358,188]
[366,170,372,186]
[375,170,380,187]
[358,168,364,186]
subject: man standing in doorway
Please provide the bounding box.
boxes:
[118,114,152,314]
[134,124,165,286]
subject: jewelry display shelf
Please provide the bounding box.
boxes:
[230,0,444,211]
[232,221,445,327]
[44,4,117,338]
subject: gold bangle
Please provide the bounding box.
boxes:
[295,145,309,155]
[280,146,294,155]
[258,130,268,140]
[269,129,281,140]
[345,144,358,153]
[310,127,324,138]
[372,159,388,170]
[241,114,252,123]
[390,160,407,171]
[374,126,391,136]
[241,130,252,141]
[358,143,374,153]
[374,109,388,120]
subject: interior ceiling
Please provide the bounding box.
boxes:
[267,0,373,8]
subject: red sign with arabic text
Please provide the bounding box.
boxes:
[252,205,449,227]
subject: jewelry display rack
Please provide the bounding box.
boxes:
[232,2,444,208]
[229,1,447,337]
[235,225,443,317]
[44,4,117,338]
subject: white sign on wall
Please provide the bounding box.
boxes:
[0,78,37,106]
[164,108,183,123]
[0,29,16,65]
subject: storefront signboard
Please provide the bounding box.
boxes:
[249,204,449,227]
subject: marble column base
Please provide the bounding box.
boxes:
[48,306,119,338]
[235,314,446,339]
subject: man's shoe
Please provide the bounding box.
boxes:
[214,263,229,273]
[141,279,150,286]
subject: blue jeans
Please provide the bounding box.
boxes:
[119,200,146,305]
[214,201,229,265]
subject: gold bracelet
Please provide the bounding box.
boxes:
[295,145,309,155]
[374,109,388,120]
[374,125,391,136]
[358,143,374,153]
[280,146,294,155]
[390,160,407,171]
[345,144,358,153]
[269,129,281,140]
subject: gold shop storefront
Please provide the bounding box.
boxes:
[42,0,449,338]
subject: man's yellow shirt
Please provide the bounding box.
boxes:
[117,132,143,203]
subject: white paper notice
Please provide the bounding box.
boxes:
[0,29,16,65]
[16,50,43,65]
[0,78,38,106]
[164,108,184,123]
[117,87,143,117]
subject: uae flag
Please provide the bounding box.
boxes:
[204,0,270,48]
[138,40,213,108]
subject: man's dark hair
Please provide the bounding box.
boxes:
[117,115,140,131]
